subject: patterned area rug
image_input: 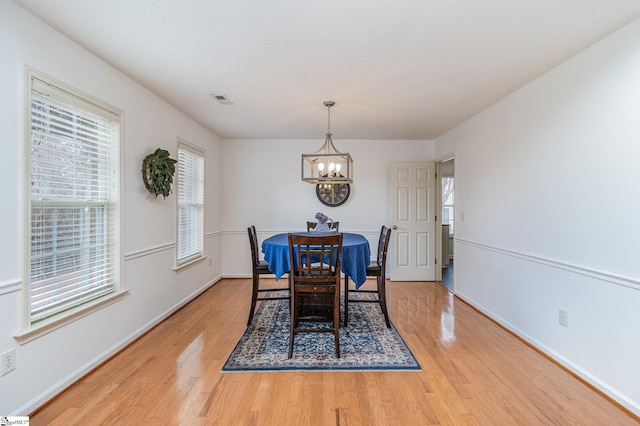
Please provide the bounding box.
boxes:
[222,293,420,371]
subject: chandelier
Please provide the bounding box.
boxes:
[301,101,353,184]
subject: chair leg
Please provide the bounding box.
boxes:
[343,275,349,326]
[289,286,341,358]
[288,291,297,359]
[247,274,259,326]
[378,276,391,328]
[334,289,341,358]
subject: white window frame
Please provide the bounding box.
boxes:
[175,140,205,270]
[16,68,126,344]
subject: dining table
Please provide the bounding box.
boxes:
[261,232,371,289]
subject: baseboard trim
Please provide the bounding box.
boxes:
[454,291,640,419]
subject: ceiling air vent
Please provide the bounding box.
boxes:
[210,94,233,105]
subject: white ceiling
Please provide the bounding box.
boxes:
[13,0,640,140]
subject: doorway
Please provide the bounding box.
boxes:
[436,158,454,290]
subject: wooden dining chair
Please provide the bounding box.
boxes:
[247,226,289,326]
[306,221,340,232]
[344,226,392,328]
[288,233,343,358]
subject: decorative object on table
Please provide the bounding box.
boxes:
[301,101,353,186]
[142,148,178,198]
[306,221,339,232]
[222,294,420,371]
[311,212,335,232]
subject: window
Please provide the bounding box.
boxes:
[442,177,454,235]
[27,71,121,325]
[176,142,204,266]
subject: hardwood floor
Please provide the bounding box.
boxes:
[30,278,637,425]
[441,260,453,291]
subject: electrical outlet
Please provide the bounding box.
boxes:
[209,257,213,266]
[558,309,568,327]
[1,348,16,375]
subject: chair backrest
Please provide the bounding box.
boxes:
[376,226,392,274]
[306,221,340,232]
[288,233,343,283]
[247,226,260,268]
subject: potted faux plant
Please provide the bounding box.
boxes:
[142,148,178,198]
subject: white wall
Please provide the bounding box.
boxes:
[435,19,640,415]
[0,2,223,415]
[8,0,638,417]
[220,139,434,276]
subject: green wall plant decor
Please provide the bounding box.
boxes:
[142,148,178,198]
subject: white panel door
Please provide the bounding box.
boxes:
[390,162,435,281]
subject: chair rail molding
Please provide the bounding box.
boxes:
[124,242,176,262]
[0,278,22,296]
[457,238,640,291]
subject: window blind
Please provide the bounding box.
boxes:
[29,75,119,322]
[176,144,204,265]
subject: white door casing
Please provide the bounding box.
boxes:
[434,161,443,282]
[390,162,435,281]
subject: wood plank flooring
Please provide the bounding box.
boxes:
[30,278,637,425]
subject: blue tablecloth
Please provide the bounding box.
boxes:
[261,232,371,288]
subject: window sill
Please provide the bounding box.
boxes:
[14,289,130,345]
[173,255,207,273]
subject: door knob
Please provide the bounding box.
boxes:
[392,225,398,230]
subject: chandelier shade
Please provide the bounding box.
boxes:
[301,101,353,185]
